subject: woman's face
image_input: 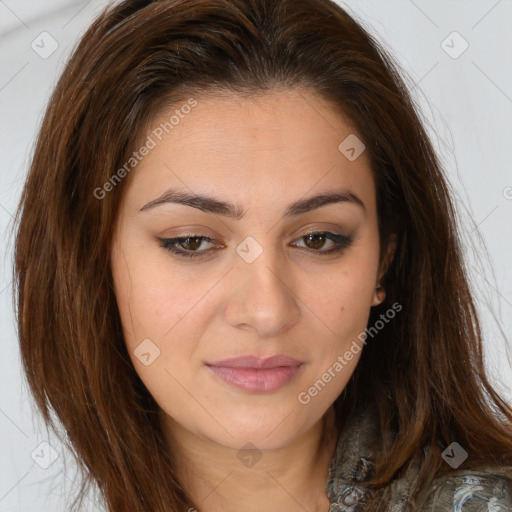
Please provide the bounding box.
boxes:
[111,88,386,451]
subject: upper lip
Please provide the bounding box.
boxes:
[206,355,303,369]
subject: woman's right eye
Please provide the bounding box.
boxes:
[158,235,218,259]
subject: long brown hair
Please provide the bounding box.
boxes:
[13,0,512,511]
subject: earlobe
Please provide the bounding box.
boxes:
[371,284,386,306]
[372,234,397,307]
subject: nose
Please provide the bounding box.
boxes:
[223,242,301,337]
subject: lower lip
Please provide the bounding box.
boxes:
[206,364,303,393]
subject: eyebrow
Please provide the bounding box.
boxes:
[139,187,366,218]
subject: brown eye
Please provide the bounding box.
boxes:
[179,237,203,251]
[303,233,327,250]
[158,235,218,259]
[292,231,354,255]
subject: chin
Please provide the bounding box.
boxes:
[214,416,310,448]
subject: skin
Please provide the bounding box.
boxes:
[111,88,395,512]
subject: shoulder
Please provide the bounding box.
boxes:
[413,467,512,511]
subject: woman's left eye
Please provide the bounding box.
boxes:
[158,231,354,260]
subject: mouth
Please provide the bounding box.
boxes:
[205,355,304,393]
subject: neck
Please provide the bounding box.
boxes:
[161,406,338,512]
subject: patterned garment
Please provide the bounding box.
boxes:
[325,403,512,511]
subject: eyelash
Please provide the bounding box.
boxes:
[157,231,354,260]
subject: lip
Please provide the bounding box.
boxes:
[206,355,304,369]
[205,355,304,393]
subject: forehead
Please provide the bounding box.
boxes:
[123,88,376,215]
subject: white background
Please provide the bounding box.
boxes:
[0,1,511,510]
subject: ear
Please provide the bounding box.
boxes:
[371,233,397,307]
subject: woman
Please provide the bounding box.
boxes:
[13,0,512,511]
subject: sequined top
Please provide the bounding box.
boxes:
[325,403,512,511]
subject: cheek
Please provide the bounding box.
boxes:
[112,246,201,342]
[302,263,376,338]
[111,257,201,397]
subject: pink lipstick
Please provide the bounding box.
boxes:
[205,355,304,393]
